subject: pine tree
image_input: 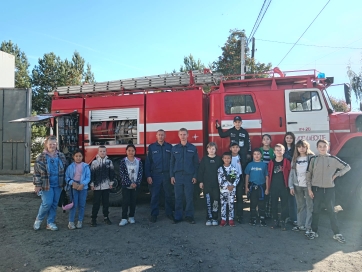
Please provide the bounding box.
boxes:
[0,40,31,88]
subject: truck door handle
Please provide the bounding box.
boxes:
[287,122,298,124]
[279,117,282,127]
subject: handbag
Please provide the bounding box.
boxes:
[58,188,73,212]
[62,188,74,211]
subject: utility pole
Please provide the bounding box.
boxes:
[251,37,255,59]
[240,36,246,80]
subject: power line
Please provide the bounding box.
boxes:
[257,38,362,49]
[248,0,272,44]
[277,0,331,66]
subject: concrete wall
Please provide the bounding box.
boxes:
[0,51,15,88]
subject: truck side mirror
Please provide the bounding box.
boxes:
[344,83,351,105]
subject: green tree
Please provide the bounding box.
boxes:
[212,29,272,77]
[32,51,95,113]
[330,96,349,112]
[0,40,31,88]
[180,54,206,72]
[347,65,362,101]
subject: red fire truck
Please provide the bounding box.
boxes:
[13,68,362,207]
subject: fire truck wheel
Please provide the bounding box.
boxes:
[109,157,123,206]
[109,186,123,207]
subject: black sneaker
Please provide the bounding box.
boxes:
[249,219,257,226]
[281,220,287,231]
[172,219,182,224]
[166,214,174,221]
[104,217,112,225]
[185,217,195,224]
[270,220,280,229]
[260,219,267,227]
[149,216,157,223]
[90,220,97,227]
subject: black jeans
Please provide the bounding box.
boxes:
[250,183,266,220]
[235,175,244,219]
[311,186,339,234]
[91,189,110,219]
[204,187,219,220]
[270,180,289,221]
[122,187,137,219]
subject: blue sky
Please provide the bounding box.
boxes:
[1,0,362,108]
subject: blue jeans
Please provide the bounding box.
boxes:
[36,187,62,224]
[174,173,194,220]
[69,189,88,222]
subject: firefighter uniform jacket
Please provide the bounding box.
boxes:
[217,126,251,163]
[145,141,173,178]
[170,142,199,179]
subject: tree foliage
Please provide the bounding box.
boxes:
[330,96,349,112]
[212,29,272,77]
[180,54,206,72]
[32,51,95,113]
[0,40,31,88]
[347,65,362,101]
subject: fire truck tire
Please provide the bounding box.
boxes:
[109,157,123,207]
[335,160,362,210]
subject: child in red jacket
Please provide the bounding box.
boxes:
[268,143,291,230]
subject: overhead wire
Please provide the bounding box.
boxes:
[256,38,362,50]
[248,0,272,44]
[277,0,331,66]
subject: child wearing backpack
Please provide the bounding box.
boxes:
[119,144,143,226]
[198,142,223,226]
[289,140,314,235]
[268,144,291,230]
[65,149,90,230]
[245,148,269,226]
[307,139,351,243]
[218,152,240,227]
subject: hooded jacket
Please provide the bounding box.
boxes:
[306,154,351,190]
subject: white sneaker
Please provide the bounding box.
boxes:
[333,234,346,244]
[46,223,59,231]
[33,219,42,230]
[128,217,135,224]
[307,231,318,240]
[68,222,76,230]
[305,228,312,236]
[205,220,212,226]
[119,219,128,226]
[76,221,83,229]
[212,219,218,226]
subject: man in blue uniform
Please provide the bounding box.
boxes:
[145,129,174,223]
[170,128,199,224]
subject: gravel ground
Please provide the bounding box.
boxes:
[1,175,362,272]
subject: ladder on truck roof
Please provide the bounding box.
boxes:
[50,69,223,96]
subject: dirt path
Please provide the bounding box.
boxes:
[1,175,362,272]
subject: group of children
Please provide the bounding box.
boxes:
[198,128,351,244]
[63,144,143,230]
[40,116,351,244]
